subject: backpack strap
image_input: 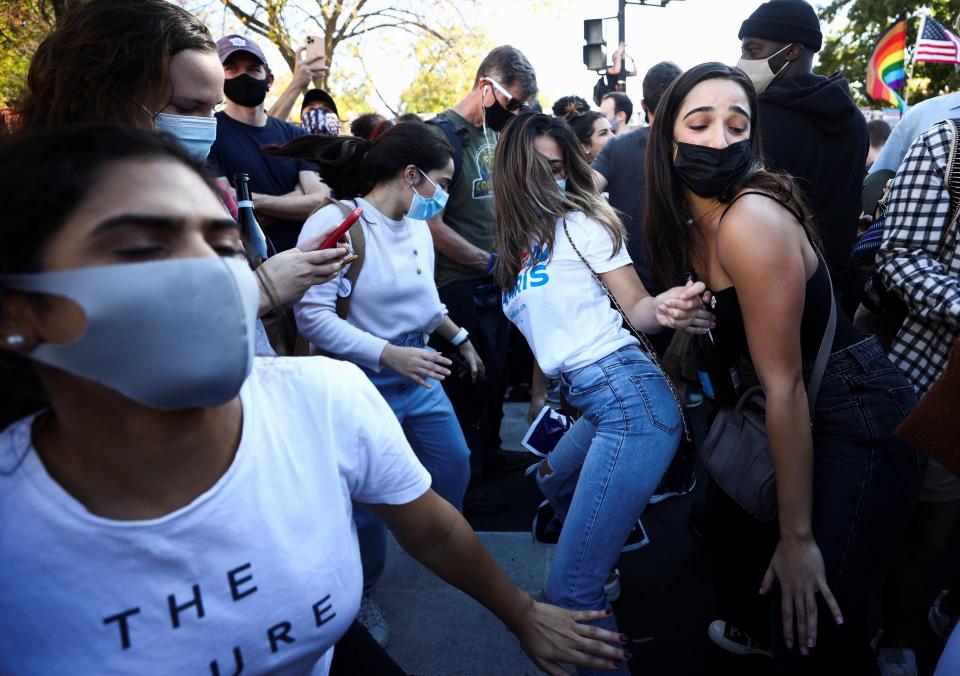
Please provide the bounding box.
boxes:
[426,114,466,187]
[331,199,365,321]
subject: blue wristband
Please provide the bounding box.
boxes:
[485,252,499,275]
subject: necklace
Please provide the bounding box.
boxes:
[686,199,723,225]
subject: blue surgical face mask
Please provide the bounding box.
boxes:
[556,178,567,196]
[155,113,218,163]
[4,257,258,410]
[407,169,449,220]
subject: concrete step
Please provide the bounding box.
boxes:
[377,531,554,676]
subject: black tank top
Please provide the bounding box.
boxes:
[708,192,861,364]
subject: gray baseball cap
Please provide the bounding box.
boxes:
[216,34,267,65]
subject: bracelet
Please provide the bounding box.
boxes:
[450,327,469,347]
[485,252,498,275]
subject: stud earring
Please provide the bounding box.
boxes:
[5,334,24,347]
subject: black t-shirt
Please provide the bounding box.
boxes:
[208,112,311,251]
[592,127,655,291]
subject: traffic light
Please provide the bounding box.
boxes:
[583,18,606,71]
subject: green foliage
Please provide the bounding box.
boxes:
[398,26,493,116]
[818,0,960,107]
[0,1,56,106]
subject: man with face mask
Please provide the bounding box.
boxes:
[208,35,330,253]
[737,0,867,319]
[425,45,538,513]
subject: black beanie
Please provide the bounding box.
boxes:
[739,0,823,52]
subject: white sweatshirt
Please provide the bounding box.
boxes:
[294,197,446,371]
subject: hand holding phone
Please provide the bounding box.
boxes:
[320,206,362,249]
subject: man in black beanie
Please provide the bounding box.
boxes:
[736,0,867,319]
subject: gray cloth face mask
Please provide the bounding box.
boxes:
[4,257,259,410]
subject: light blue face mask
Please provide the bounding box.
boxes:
[556,178,567,196]
[407,169,449,221]
[4,257,259,410]
[155,113,218,163]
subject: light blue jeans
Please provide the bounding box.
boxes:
[537,344,681,675]
[355,332,471,592]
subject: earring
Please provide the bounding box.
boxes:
[5,334,24,347]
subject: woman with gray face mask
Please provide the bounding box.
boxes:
[0,123,632,676]
[17,0,346,347]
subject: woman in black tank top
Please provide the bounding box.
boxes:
[644,63,924,674]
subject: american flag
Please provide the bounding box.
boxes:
[914,16,960,64]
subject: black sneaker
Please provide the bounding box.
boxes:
[707,620,772,658]
[532,500,563,546]
[464,481,507,513]
[532,500,649,552]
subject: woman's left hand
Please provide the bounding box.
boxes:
[513,599,629,675]
[655,280,714,333]
[458,340,486,383]
[759,535,844,654]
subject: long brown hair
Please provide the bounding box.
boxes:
[18,0,215,131]
[644,62,816,291]
[492,113,624,291]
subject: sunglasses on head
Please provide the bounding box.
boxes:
[485,77,527,112]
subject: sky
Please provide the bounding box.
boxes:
[252,0,833,120]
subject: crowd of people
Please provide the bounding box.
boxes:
[0,0,958,675]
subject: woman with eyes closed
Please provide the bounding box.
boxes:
[645,62,923,673]
[0,125,632,676]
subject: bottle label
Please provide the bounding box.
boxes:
[697,371,716,399]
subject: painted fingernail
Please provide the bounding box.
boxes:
[808,639,815,648]
[785,640,793,650]
[623,651,633,660]
[800,647,808,656]
[612,661,622,669]
[619,634,628,643]
[604,608,612,616]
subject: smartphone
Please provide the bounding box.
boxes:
[320,206,362,249]
[443,349,488,383]
[305,35,326,65]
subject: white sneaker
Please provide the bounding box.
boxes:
[604,569,621,603]
[929,589,957,642]
[707,619,772,658]
[357,593,389,648]
[876,647,918,676]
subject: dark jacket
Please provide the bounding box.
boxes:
[758,72,868,317]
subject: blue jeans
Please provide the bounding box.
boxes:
[354,332,471,592]
[537,344,681,675]
[705,337,925,675]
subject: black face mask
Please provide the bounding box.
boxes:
[482,88,513,133]
[674,139,753,198]
[223,73,269,107]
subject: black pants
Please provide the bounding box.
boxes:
[703,337,924,675]
[330,621,406,675]
[432,277,510,476]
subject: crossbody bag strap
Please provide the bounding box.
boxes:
[718,189,836,415]
[561,218,691,442]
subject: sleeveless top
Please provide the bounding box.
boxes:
[708,192,861,364]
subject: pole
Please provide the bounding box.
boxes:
[617,0,627,93]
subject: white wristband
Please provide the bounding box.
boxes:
[450,327,469,347]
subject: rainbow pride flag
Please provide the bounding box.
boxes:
[867,17,908,112]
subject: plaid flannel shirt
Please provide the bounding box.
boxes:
[877,120,960,394]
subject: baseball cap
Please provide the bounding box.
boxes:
[217,34,267,65]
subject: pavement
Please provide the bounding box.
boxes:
[376,402,955,675]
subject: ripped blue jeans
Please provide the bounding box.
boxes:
[537,344,681,675]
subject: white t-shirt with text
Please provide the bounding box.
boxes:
[502,211,637,378]
[0,357,431,675]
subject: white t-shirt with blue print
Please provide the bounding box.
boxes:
[502,211,636,378]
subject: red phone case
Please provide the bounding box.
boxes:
[320,206,362,249]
